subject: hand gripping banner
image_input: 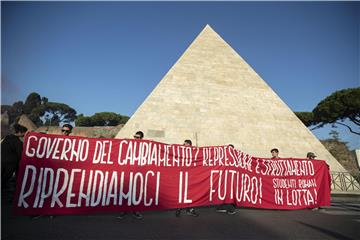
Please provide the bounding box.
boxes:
[13,132,331,215]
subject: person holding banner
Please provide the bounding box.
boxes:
[1,123,28,192]
[306,152,321,211]
[175,140,200,217]
[117,131,144,220]
[270,148,280,159]
[216,144,237,215]
[306,152,317,160]
[61,123,73,136]
[33,124,73,220]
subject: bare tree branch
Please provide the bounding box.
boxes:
[335,121,360,135]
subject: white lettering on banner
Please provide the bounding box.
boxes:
[209,170,262,204]
[93,140,113,164]
[67,169,81,207]
[117,141,194,167]
[298,179,317,188]
[17,165,37,208]
[274,188,318,206]
[178,171,192,203]
[105,172,118,206]
[274,189,284,205]
[132,173,144,205]
[203,147,253,171]
[25,136,89,162]
[273,178,297,188]
[51,168,70,207]
[256,159,315,176]
[33,167,44,208]
[286,189,316,206]
[17,165,161,208]
[273,178,316,189]
[39,168,54,208]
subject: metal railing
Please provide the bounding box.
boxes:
[330,171,360,192]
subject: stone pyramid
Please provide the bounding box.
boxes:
[116,25,347,173]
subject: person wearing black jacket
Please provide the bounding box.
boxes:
[1,123,28,190]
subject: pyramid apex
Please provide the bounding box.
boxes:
[196,24,223,41]
[202,24,215,32]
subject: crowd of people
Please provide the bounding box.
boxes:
[1,122,319,219]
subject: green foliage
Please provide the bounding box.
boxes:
[24,92,41,114]
[294,112,315,127]
[76,112,129,126]
[313,87,360,126]
[296,88,360,135]
[313,87,360,135]
[1,92,77,126]
[75,114,93,127]
[40,102,77,126]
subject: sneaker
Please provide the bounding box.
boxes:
[216,205,227,213]
[227,209,237,215]
[312,207,319,211]
[186,208,199,217]
[133,211,143,220]
[116,212,127,219]
[216,208,227,213]
[175,209,181,217]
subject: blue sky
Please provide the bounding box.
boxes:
[1,1,359,149]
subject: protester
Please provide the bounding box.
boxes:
[117,131,144,220]
[216,144,237,215]
[306,152,320,211]
[61,123,73,136]
[306,152,317,160]
[33,124,73,220]
[1,123,28,191]
[133,130,144,140]
[175,139,199,217]
[270,148,280,159]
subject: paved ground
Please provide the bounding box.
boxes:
[1,190,360,240]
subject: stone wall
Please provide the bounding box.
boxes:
[36,125,124,139]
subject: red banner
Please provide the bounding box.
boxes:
[13,132,331,215]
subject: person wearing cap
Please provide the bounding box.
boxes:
[270,148,280,159]
[306,152,317,160]
[175,139,200,217]
[117,131,144,220]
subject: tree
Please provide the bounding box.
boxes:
[39,102,77,126]
[76,112,129,126]
[295,87,360,135]
[294,112,315,127]
[24,92,41,114]
[312,88,360,135]
[1,92,77,126]
[75,114,93,127]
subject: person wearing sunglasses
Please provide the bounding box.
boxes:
[133,131,144,140]
[117,131,144,220]
[61,124,73,136]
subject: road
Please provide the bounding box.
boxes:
[2,191,360,240]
